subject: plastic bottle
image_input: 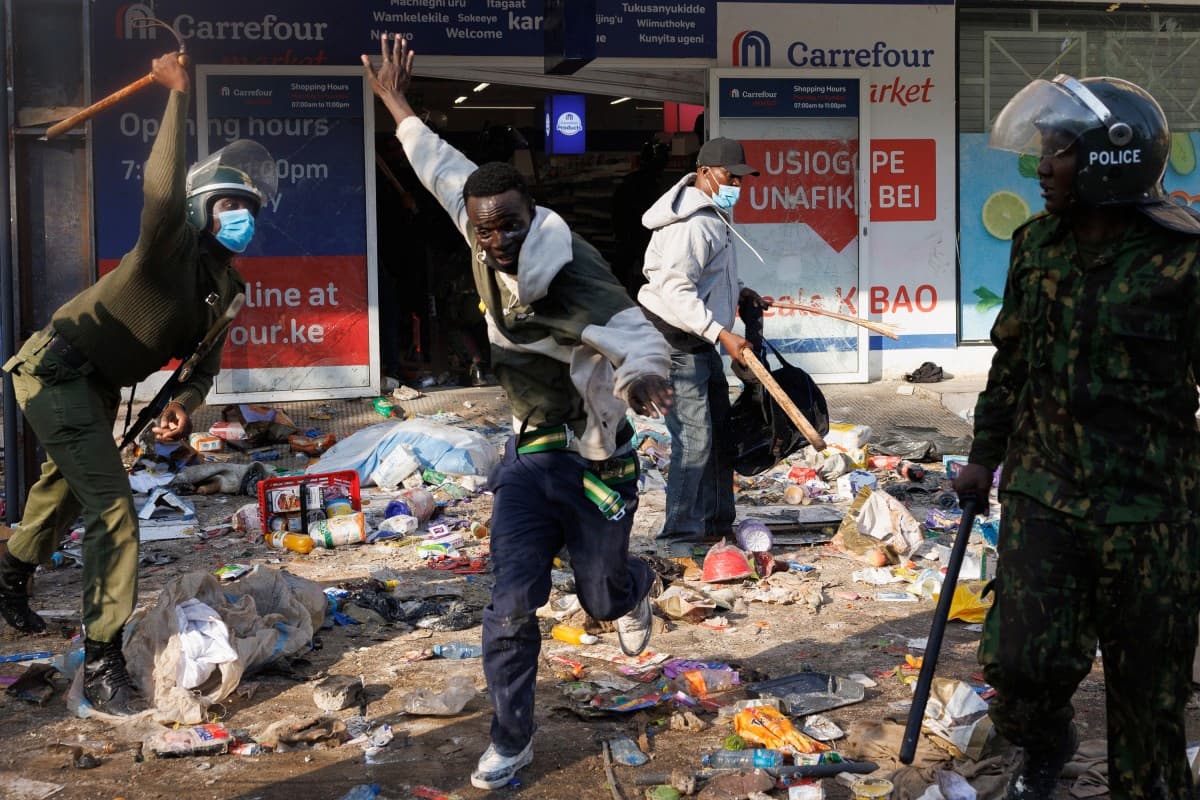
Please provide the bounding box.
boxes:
[385,488,436,523]
[432,641,483,659]
[267,531,315,555]
[608,736,649,766]
[701,748,784,769]
[551,624,598,645]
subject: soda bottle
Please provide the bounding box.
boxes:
[551,624,598,645]
[268,531,314,555]
[701,748,784,768]
[432,641,483,659]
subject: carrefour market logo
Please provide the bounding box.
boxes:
[117,3,328,42]
[733,30,771,67]
[556,112,583,136]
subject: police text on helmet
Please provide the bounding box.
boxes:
[1089,149,1142,166]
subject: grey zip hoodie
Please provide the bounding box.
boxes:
[395,116,670,459]
[637,173,741,344]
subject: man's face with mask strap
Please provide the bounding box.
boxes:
[466,189,534,274]
[698,166,743,211]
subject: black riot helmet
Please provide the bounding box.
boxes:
[185,140,278,231]
[990,74,1200,233]
[991,75,1167,206]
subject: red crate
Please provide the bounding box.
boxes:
[256,470,361,538]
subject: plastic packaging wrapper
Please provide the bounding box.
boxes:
[732,705,831,754]
[945,582,993,624]
[123,567,326,724]
[397,674,476,715]
[920,678,994,760]
[309,420,498,484]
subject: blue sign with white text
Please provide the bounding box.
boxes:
[719,78,858,118]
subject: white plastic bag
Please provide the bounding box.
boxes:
[174,599,238,689]
[397,674,476,715]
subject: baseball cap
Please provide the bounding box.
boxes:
[697,137,760,176]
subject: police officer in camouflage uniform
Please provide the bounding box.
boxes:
[0,52,275,716]
[957,75,1200,800]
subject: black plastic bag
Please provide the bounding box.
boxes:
[728,298,828,476]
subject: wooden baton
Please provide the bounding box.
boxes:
[44,53,190,140]
[740,347,827,451]
[770,301,901,340]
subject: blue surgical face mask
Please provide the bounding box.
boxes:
[706,174,741,211]
[215,208,255,253]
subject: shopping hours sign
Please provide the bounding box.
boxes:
[199,67,379,401]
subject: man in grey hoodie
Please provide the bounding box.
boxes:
[639,138,766,555]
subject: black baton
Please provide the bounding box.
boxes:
[899,496,981,764]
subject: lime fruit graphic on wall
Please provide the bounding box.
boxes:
[982,190,1031,240]
[1170,132,1195,176]
[1018,153,1039,179]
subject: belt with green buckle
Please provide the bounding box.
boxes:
[516,425,636,521]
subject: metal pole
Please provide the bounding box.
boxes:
[0,0,18,524]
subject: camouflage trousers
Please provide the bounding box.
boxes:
[979,492,1200,800]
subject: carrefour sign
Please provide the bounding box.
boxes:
[545,95,586,154]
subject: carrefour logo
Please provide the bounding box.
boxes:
[733,30,771,67]
[116,5,328,42]
[116,2,157,39]
[556,112,583,136]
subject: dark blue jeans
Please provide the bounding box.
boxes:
[483,437,654,755]
[660,347,735,542]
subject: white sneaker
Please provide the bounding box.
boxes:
[616,592,654,656]
[471,740,534,790]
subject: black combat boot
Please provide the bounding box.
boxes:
[1005,722,1078,800]
[83,635,141,716]
[0,551,46,633]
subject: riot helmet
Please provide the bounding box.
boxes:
[990,75,1168,207]
[185,140,278,231]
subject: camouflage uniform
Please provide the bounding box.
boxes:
[970,211,1200,799]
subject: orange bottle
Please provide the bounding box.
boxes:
[268,531,314,555]
[551,624,598,645]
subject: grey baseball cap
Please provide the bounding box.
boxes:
[697,137,760,176]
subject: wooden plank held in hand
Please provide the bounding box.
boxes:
[740,347,827,451]
[770,301,901,340]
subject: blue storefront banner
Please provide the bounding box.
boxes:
[103,0,716,67]
[719,77,858,118]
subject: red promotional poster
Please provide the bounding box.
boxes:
[735,139,859,252]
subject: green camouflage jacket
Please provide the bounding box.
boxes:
[970,211,1200,523]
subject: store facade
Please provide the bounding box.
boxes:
[12,1,1200,404]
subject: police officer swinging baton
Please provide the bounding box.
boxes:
[899,495,981,764]
[44,17,188,140]
[118,293,246,450]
